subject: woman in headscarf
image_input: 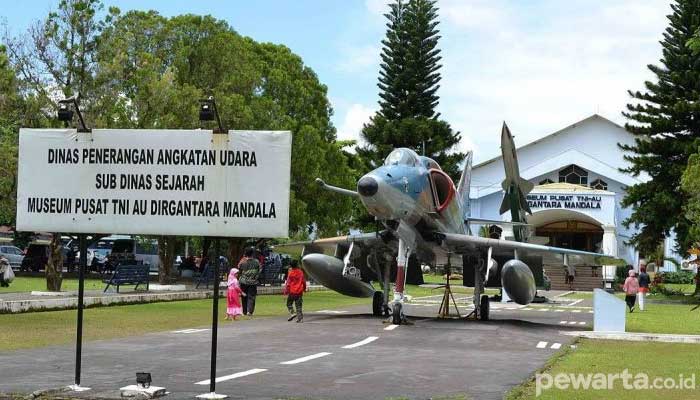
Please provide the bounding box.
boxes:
[622,269,640,312]
[226,267,245,320]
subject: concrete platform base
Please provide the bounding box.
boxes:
[31,291,76,297]
[120,384,167,398]
[562,331,700,343]
[195,392,227,399]
[148,284,187,292]
[66,384,91,392]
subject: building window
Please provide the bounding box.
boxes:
[539,178,554,185]
[590,179,608,190]
[558,165,588,186]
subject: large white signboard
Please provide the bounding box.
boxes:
[16,129,292,237]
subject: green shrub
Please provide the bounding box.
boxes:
[649,284,687,296]
[614,266,630,286]
[656,271,694,284]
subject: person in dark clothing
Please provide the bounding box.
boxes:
[638,266,650,311]
[238,247,261,316]
[623,269,639,312]
[285,259,306,323]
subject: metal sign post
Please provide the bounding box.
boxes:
[68,234,90,392]
[198,238,225,399]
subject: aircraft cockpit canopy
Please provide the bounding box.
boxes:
[384,148,420,167]
[421,157,441,170]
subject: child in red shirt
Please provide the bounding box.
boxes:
[285,260,306,323]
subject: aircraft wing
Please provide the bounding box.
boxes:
[273,232,389,258]
[437,232,621,267]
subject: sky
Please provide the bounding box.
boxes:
[1,0,673,162]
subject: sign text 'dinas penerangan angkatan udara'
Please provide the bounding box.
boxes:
[16,129,292,238]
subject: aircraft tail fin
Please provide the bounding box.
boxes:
[456,151,473,218]
[519,177,534,194]
[499,194,509,215]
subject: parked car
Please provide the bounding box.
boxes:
[20,243,50,272]
[0,245,24,270]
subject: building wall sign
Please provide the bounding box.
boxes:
[527,194,602,210]
[16,128,292,238]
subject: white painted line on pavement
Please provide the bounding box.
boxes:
[173,329,209,334]
[555,309,565,312]
[342,336,379,349]
[313,310,348,314]
[572,310,581,313]
[536,341,548,349]
[569,299,584,306]
[578,321,586,325]
[551,343,562,349]
[195,368,267,385]
[280,352,332,365]
[384,324,399,331]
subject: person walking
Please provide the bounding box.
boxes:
[623,269,639,312]
[285,260,306,323]
[638,266,650,311]
[225,267,245,320]
[0,256,13,287]
[238,247,261,316]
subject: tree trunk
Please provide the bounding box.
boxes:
[228,238,246,269]
[157,236,176,285]
[45,233,63,292]
[201,237,212,271]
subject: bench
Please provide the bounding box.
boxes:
[103,264,150,293]
[195,261,226,289]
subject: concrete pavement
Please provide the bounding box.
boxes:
[0,294,594,400]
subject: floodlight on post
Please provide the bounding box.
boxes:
[58,96,90,132]
[199,96,225,133]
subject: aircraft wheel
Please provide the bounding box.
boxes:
[479,295,490,321]
[372,291,384,316]
[392,302,403,325]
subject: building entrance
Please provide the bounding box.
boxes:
[535,220,602,252]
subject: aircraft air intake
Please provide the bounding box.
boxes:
[500,259,536,305]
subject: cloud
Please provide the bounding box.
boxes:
[345,0,673,163]
[336,44,381,73]
[365,0,390,17]
[434,0,672,162]
[336,103,376,146]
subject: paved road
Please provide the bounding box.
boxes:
[0,294,593,400]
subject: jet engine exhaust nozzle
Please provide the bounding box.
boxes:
[357,176,378,197]
[500,259,536,305]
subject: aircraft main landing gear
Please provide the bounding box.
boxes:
[392,302,403,325]
[480,295,490,321]
[373,291,384,316]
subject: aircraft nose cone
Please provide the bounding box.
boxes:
[357,176,378,197]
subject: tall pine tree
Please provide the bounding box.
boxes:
[358,0,463,179]
[620,0,700,255]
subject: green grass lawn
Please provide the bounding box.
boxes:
[0,277,104,293]
[0,290,373,352]
[506,339,700,400]
[626,303,700,334]
[663,283,696,294]
[561,291,593,299]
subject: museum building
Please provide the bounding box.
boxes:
[469,114,681,274]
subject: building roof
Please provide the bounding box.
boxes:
[474,114,625,169]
